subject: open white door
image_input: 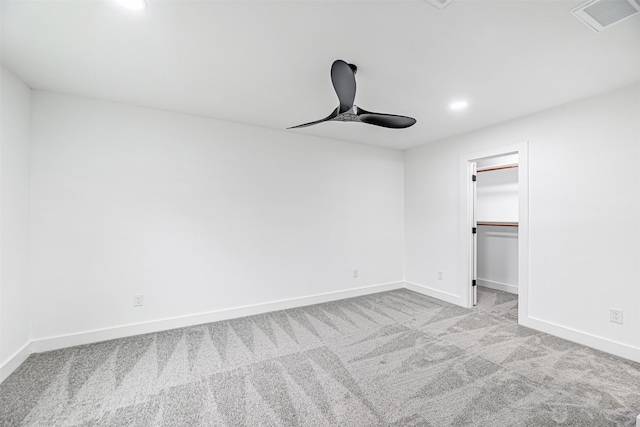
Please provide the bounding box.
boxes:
[471,162,478,306]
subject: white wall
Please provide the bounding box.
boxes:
[29,91,404,343]
[476,153,518,170]
[405,84,640,358]
[476,167,518,223]
[0,66,31,371]
[477,227,518,293]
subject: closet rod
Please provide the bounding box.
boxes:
[477,164,518,173]
[477,222,518,227]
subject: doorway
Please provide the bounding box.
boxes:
[461,143,529,324]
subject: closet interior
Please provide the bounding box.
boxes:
[476,154,519,295]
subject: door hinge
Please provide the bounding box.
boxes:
[472,280,477,287]
[472,227,477,234]
[472,174,477,182]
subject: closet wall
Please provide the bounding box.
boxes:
[476,154,518,294]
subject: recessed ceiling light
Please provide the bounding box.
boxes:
[450,101,468,111]
[114,0,147,10]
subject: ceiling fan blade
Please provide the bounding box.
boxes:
[287,108,338,129]
[331,60,356,114]
[356,107,416,129]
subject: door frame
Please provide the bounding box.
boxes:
[460,142,529,324]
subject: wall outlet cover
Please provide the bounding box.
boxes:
[609,308,623,324]
[134,294,144,307]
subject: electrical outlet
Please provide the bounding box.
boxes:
[133,294,144,307]
[610,308,623,324]
[353,269,359,278]
[437,272,443,281]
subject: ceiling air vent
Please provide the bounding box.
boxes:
[572,0,640,32]
[423,0,454,10]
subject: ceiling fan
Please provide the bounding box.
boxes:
[288,60,416,130]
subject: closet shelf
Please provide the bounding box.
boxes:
[477,222,518,227]
[477,164,518,173]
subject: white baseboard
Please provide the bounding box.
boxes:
[403,281,461,306]
[32,281,404,354]
[521,316,640,364]
[477,278,518,295]
[6,280,640,386]
[0,341,32,383]
[637,413,640,427]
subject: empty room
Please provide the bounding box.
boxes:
[1,0,640,425]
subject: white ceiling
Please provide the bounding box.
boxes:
[2,0,639,150]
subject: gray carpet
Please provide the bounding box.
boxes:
[1,287,639,426]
